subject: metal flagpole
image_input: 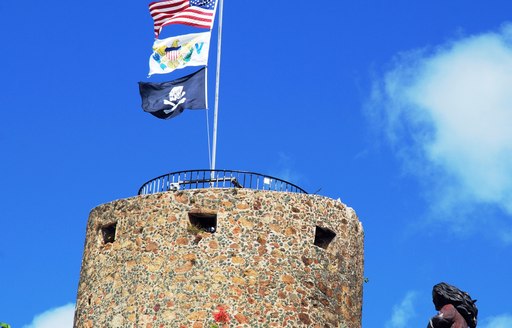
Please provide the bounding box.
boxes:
[211,0,224,172]
[204,66,212,170]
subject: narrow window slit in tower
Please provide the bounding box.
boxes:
[101,222,117,244]
[188,212,217,233]
[314,226,336,249]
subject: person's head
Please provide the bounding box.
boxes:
[432,282,478,328]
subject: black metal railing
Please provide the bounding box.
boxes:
[138,169,307,195]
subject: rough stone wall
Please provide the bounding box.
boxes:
[74,189,364,328]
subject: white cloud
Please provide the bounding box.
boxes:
[385,291,417,328]
[370,23,512,239]
[23,304,75,328]
[480,314,512,328]
[270,152,305,187]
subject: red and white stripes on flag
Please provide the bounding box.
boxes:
[149,0,215,38]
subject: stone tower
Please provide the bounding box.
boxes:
[74,170,364,327]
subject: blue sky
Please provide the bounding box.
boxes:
[1,1,512,327]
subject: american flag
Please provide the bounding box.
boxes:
[149,0,216,38]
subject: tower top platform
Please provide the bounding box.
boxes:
[138,169,308,195]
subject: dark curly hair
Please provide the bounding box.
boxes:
[432,282,478,328]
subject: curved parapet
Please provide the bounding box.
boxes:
[74,189,364,327]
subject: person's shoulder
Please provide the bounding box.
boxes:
[437,303,458,320]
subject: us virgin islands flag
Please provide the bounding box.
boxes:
[138,67,206,120]
[149,32,211,76]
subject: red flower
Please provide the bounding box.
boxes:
[213,306,230,323]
